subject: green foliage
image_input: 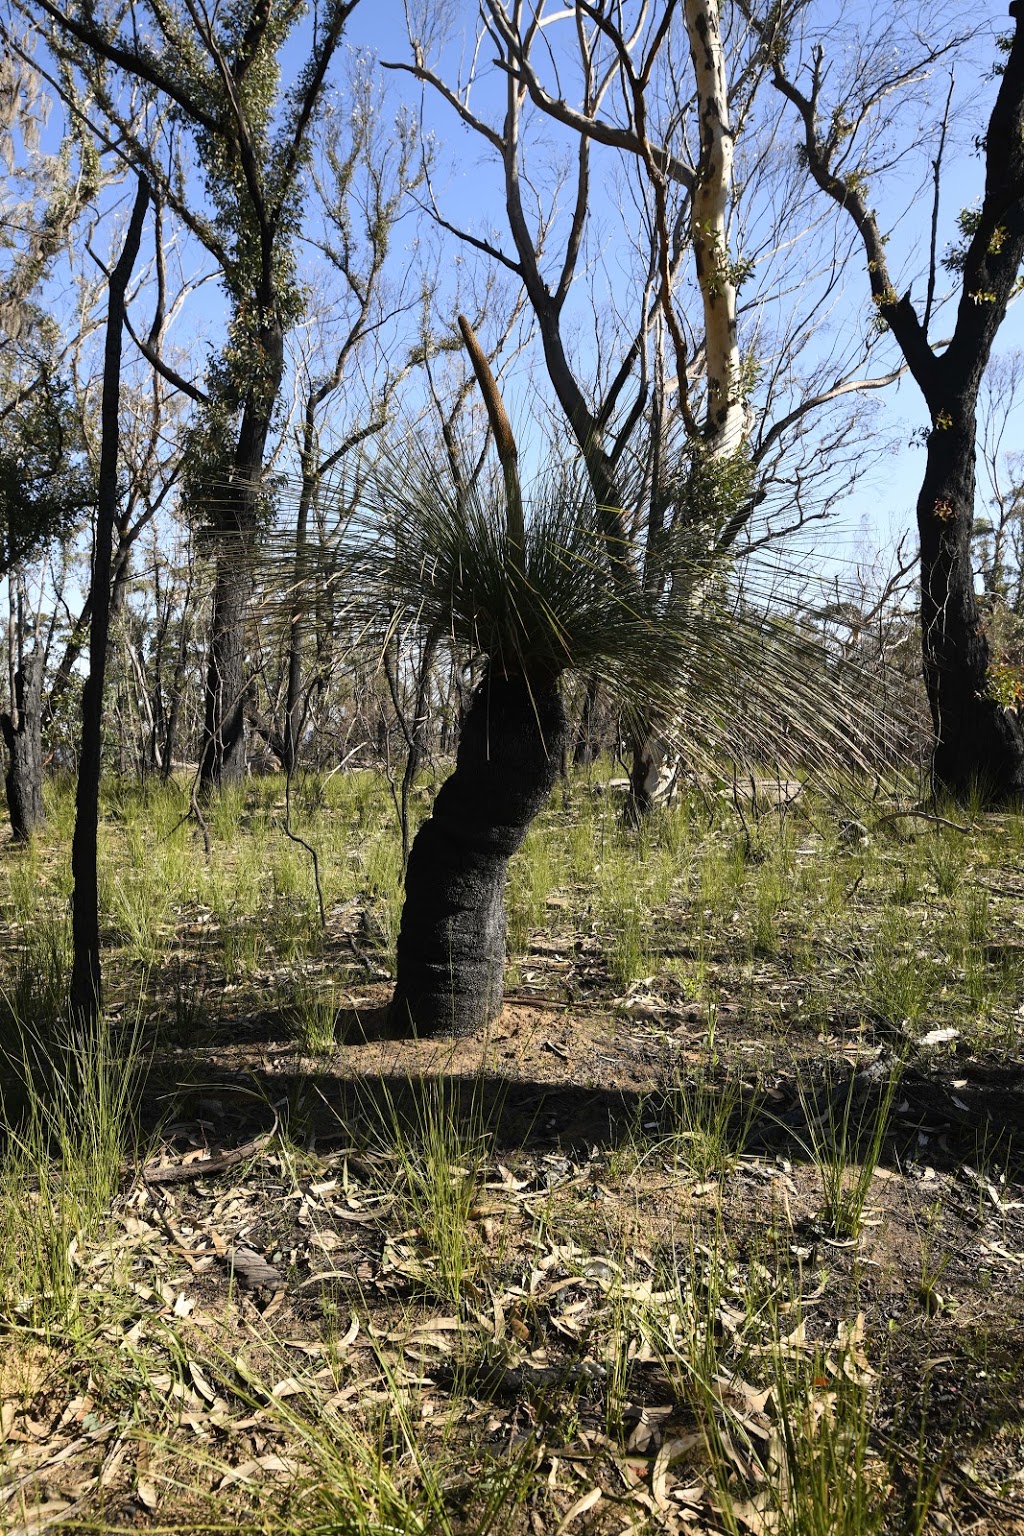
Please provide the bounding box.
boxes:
[0,368,93,572]
[49,1,357,528]
[985,656,1024,706]
[793,1057,902,1239]
[302,444,896,788]
[650,441,755,568]
[0,1008,144,1331]
[0,775,1014,1533]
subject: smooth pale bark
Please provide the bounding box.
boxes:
[630,0,746,814]
[684,0,746,454]
[391,673,567,1037]
[628,729,678,819]
[70,178,150,1024]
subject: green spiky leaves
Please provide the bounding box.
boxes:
[264,440,902,791]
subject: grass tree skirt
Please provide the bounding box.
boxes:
[391,672,568,1037]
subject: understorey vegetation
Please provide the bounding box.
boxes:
[3,3,1024,1533]
[1,768,1022,1535]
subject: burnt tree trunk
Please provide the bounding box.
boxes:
[391,672,567,1037]
[1,648,45,842]
[198,318,285,795]
[572,677,601,767]
[70,177,150,1024]
[282,389,322,776]
[919,409,1024,798]
[198,552,252,790]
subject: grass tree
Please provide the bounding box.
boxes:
[389,0,904,816]
[341,320,892,1038]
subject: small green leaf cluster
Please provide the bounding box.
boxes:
[0,365,94,573]
[986,657,1024,708]
[943,205,983,274]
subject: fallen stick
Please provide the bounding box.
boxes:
[141,1114,278,1186]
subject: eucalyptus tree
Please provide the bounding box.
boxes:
[0,37,101,344]
[755,0,1024,801]
[388,0,907,812]
[1,177,192,823]
[0,365,94,840]
[12,0,362,791]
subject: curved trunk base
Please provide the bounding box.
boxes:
[932,694,1024,806]
[390,673,567,1038]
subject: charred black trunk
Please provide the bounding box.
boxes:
[1,649,45,842]
[282,395,319,777]
[198,552,251,790]
[391,671,567,1037]
[918,411,1024,801]
[70,178,149,1024]
[198,318,284,796]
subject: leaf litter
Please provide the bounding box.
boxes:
[4,799,1024,1533]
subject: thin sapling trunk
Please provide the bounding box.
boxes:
[70,178,149,1024]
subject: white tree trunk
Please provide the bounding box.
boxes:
[685,0,746,457]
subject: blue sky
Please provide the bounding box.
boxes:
[336,0,1024,574]
[9,0,1024,589]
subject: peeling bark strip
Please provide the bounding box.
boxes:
[142,1120,277,1186]
[391,674,567,1037]
[1,648,45,842]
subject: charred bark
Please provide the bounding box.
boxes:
[282,401,317,776]
[919,411,1024,799]
[1,648,45,842]
[391,672,567,1037]
[572,677,601,767]
[198,550,252,789]
[198,316,285,796]
[70,177,149,1024]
